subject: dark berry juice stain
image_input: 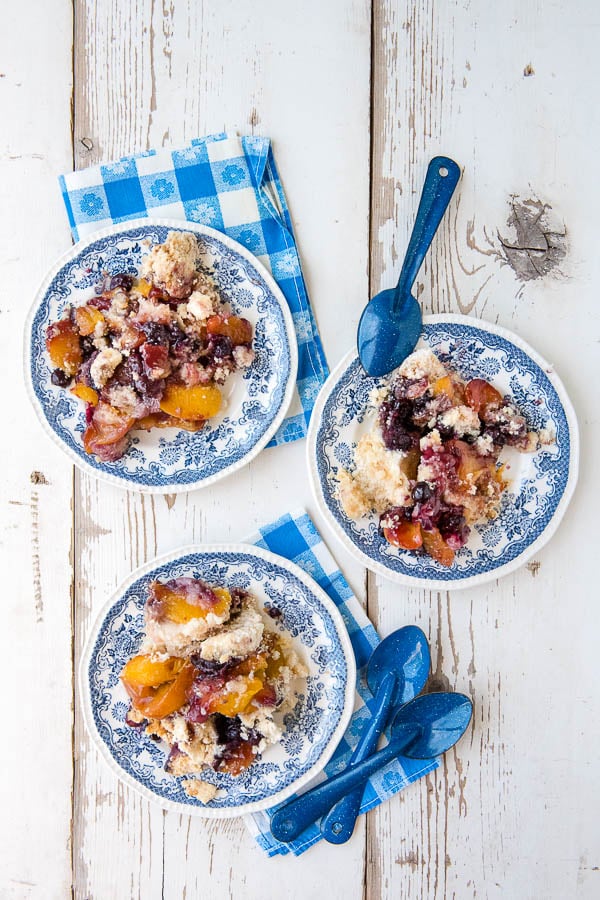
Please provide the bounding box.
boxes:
[499,196,567,281]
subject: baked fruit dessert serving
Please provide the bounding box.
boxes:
[121,576,306,804]
[337,348,553,567]
[45,230,255,462]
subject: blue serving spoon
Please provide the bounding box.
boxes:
[320,625,430,844]
[270,692,472,844]
[357,156,461,377]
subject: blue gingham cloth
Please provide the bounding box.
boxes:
[58,134,329,445]
[244,510,438,856]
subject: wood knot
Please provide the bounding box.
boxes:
[498,196,566,281]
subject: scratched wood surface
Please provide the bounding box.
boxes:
[3,0,599,898]
[367,2,600,899]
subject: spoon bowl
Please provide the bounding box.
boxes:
[357,156,461,377]
[270,691,472,844]
[320,625,430,844]
[366,624,430,703]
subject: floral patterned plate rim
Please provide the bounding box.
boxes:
[79,543,356,818]
[307,314,579,590]
[24,219,298,493]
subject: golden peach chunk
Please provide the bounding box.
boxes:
[121,653,185,688]
[159,383,222,421]
[133,662,196,718]
[431,375,466,404]
[212,677,264,717]
[152,583,231,623]
[421,527,455,567]
[45,320,82,376]
[132,278,153,297]
[71,383,98,405]
[134,413,205,432]
[206,314,253,346]
[74,305,105,336]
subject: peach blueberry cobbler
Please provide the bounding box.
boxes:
[121,577,306,803]
[45,231,255,462]
[337,348,553,567]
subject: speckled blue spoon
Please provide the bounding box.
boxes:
[320,626,430,844]
[357,156,461,377]
[270,692,473,844]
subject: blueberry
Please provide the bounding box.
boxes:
[412,481,432,503]
[190,655,238,676]
[140,322,170,345]
[51,368,72,387]
[209,335,233,360]
[110,273,134,291]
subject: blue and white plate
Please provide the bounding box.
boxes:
[308,315,579,590]
[25,219,297,493]
[80,544,356,818]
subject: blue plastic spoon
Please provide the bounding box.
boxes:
[270,692,472,844]
[357,156,461,377]
[320,625,430,844]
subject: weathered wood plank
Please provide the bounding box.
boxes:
[369,1,600,898]
[71,1,371,897]
[0,4,75,898]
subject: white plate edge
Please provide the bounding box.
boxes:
[307,313,580,591]
[79,541,357,818]
[24,218,299,494]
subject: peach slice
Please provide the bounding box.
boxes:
[218,740,256,776]
[448,439,493,489]
[231,649,269,679]
[383,520,423,550]
[46,319,82,375]
[71,383,98,406]
[421,527,455,567]
[132,278,153,297]
[206,315,253,346]
[133,662,196,718]
[152,583,231,623]
[134,413,205,432]
[211,677,264,717]
[431,375,466,404]
[83,403,135,452]
[464,379,503,416]
[159,383,222,421]
[74,305,105,337]
[249,685,278,709]
[399,448,420,481]
[121,653,185,688]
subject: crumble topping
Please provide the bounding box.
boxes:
[397,348,448,382]
[141,230,200,299]
[198,604,264,663]
[338,430,412,518]
[90,348,123,389]
[437,405,481,439]
[182,778,219,804]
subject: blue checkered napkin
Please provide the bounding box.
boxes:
[58,134,329,446]
[243,511,438,857]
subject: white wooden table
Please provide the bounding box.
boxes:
[3,1,599,897]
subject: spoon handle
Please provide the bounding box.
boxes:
[320,672,397,844]
[270,724,420,844]
[394,156,460,310]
